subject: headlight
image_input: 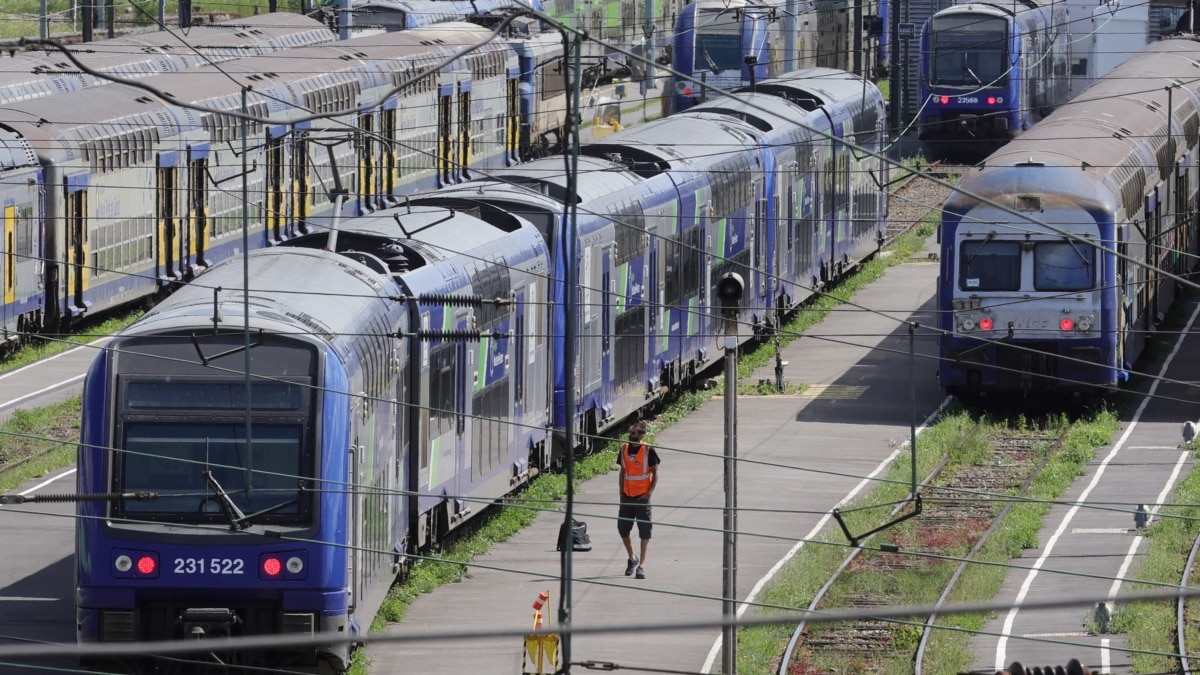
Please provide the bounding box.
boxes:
[1078,316,1094,332]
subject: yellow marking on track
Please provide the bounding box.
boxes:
[799,384,868,400]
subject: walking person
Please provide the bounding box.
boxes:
[618,421,659,579]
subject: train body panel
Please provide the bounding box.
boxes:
[938,38,1200,395]
[918,0,1071,149]
[0,131,44,346]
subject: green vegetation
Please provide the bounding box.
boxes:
[0,399,82,491]
[739,412,1117,674]
[0,311,141,375]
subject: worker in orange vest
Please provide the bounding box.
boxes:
[618,421,660,580]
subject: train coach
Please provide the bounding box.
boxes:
[75,67,886,670]
[937,37,1200,396]
[0,13,335,105]
[917,0,1071,152]
[0,19,567,350]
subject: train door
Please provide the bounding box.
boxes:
[753,181,767,298]
[582,243,602,392]
[458,83,472,181]
[381,107,398,203]
[3,204,13,312]
[505,76,519,165]
[602,241,612,388]
[348,432,362,615]
[357,113,376,214]
[64,180,87,315]
[437,84,454,188]
[291,130,311,235]
[266,132,286,243]
[187,146,209,271]
[155,158,178,285]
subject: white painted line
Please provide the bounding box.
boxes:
[1101,637,1110,674]
[994,300,1200,671]
[17,468,77,496]
[700,396,953,673]
[0,596,58,602]
[1071,528,1131,535]
[1021,631,1089,638]
[0,374,85,411]
[0,337,105,382]
[1127,446,1182,450]
[1106,447,1191,604]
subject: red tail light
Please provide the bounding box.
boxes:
[263,557,283,577]
[979,317,994,331]
[136,556,156,575]
[940,96,949,104]
[1060,318,1074,331]
[987,96,996,105]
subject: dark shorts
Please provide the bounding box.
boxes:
[617,494,652,540]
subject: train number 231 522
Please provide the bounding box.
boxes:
[173,557,245,575]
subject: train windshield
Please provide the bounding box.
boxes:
[959,239,1020,291]
[695,11,743,72]
[1034,241,1093,291]
[930,16,1008,86]
[116,422,309,525]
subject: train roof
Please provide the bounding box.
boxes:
[132,246,399,343]
[468,155,640,204]
[581,116,760,176]
[750,67,879,108]
[0,13,333,106]
[0,129,38,170]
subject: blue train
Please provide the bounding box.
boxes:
[917,0,1071,150]
[666,0,885,114]
[76,67,886,670]
[937,38,1200,396]
[0,19,569,351]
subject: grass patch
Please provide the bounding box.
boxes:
[742,411,1117,674]
[0,311,141,375]
[0,398,82,491]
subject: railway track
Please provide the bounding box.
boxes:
[777,423,1072,674]
[883,160,965,247]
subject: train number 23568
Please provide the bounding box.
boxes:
[173,557,245,575]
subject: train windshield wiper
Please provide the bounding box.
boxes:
[963,56,983,85]
[963,231,995,270]
[204,470,248,531]
[1066,240,1092,267]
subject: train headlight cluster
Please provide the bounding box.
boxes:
[111,549,159,579]
[258,551,309,580]
[1078,315,1094,333]
[957,313,994,332]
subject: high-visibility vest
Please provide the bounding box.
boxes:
[620,443,653,498]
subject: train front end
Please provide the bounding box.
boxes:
[76,327,353,671]
[668,0,769,114]
[937,163,1116,396]
[919,6,1021,148]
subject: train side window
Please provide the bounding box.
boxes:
[429,343,456,438]
[614,306,645,388]
[664,232,682,306]
[681,226,701,299]
[958,240,1020,291]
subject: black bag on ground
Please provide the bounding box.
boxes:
[557,519,592,552]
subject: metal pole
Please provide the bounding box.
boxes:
[178,0,190,29]
[39,0,48,41]
[559,31,583,674]
[269,0,278,11]
[338,0,352,40]
[722,317,738,674]
[157,0,164,30]
[888,0,901,137]
[105,0,113,39]
[241,87,254,494]
[853,0,862,76]
[908,322,917,498]
[783,0,797,71]
[82,0,92,42]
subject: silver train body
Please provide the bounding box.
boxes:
[938,37,1200,394]
[0,20,566,346]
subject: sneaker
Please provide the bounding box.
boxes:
[635,567,645,580]
[624,556,639,576]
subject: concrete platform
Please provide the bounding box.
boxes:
[367,255,951,673]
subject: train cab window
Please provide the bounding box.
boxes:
[116,421,309,524]
[694,10,742,71]
[958,239,1020,291]
[930,16,1008,86]
[1033,241,1093,291]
